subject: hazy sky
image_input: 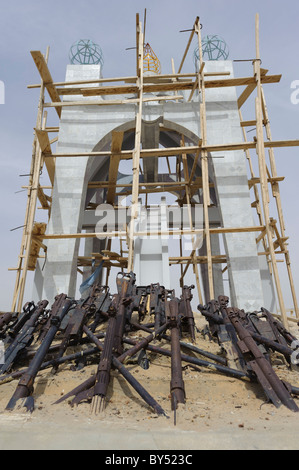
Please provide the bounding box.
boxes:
[0,0,298,311]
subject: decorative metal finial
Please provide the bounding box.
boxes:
[69,39,104,66]
[194,35,229,62]
[143,43,161,74]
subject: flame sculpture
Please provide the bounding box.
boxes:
[143,43,161,75]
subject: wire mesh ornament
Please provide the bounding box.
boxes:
[143,43,161,74]
[194,35,229,62]
[69,39,104,66]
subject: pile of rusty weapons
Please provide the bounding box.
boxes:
[198,296,299,412]
[0,272,299,421]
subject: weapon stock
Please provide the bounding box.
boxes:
[6,294,73,412]
[227,307,299,412]
[0,300,49,375]
[168,297,185,423]
[179,285,196,342]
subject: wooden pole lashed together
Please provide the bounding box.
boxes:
[9,13,299,330]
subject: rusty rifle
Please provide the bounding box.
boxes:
[198,304,296,360]
[6,294,73,412]
[217,296,246,371]
[113,271,136,355]
[149,283,166,332]
[0,313,15,337]
[117,321,170,364]
[90,296,118,413]
[167,297,185,417]
[5,301,37,343]
[0,300,49,375]
[179,285,196,342]
[88,285,111,332]
[79,325,167,416]
[51,285,110,374]
[227,307,299,412]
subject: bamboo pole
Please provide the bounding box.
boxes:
[181,136,203,304]
[260,88,299,318]
[16,114,48,312]
[26,71,230,89]
[53,73,281,97]
[42,139,299,160]
[127,15,144,272]
[176,17,198,74]
[43,94,184,108]
[12,14,297,329]
[194,19,214,301]
[254,14,288,327]
[239,108,270,273]
[11,47,50,312]
[28,225,265,242]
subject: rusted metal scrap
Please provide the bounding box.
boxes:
[90,297,118,413]
[198,297,299,412]
[227,307,299,412]
[149,283,166,333]
[179,285,196,343]
[6,294,73,412]
[167,295,186,416]
[198,303,296,361]
[0,312,15,338]
[113,271,136,356]
[199,296,246,371]
[0,300,49,375]
[1,275,299,420]
[71,325,168,417]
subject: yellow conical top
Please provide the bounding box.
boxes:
[143,43,161,75]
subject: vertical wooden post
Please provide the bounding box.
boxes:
[260,89,299,319]
[11,47,50,312]
[17,113,48,312]
[127,15,144,272]
[194,19,214,301]
[239,108,269,266]
[181,137,203,305]
[254,14,288,327]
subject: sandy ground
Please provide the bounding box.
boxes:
[0,314,299,450]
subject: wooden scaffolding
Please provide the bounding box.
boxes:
[9,13,299,329]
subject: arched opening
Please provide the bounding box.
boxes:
[76,119,222,308]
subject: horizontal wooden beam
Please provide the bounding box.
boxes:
[248,176,285,188]
[35,225,266,241]
[55,74,281,97]
[87,180,190,188]
[205,74,281,89]
[57,81,193,96]
[169,255,227,265]
[27,71,231,89]
[44,94,184,108]
[28,75,139,89]
[43,138,299,160]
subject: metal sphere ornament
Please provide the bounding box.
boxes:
[194,35,229,62]
[69,39,104,66]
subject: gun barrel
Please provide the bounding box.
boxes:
[227,308,299,413]
[0,300,49,375]
[168,299,185,411]
[6,295,73,410]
